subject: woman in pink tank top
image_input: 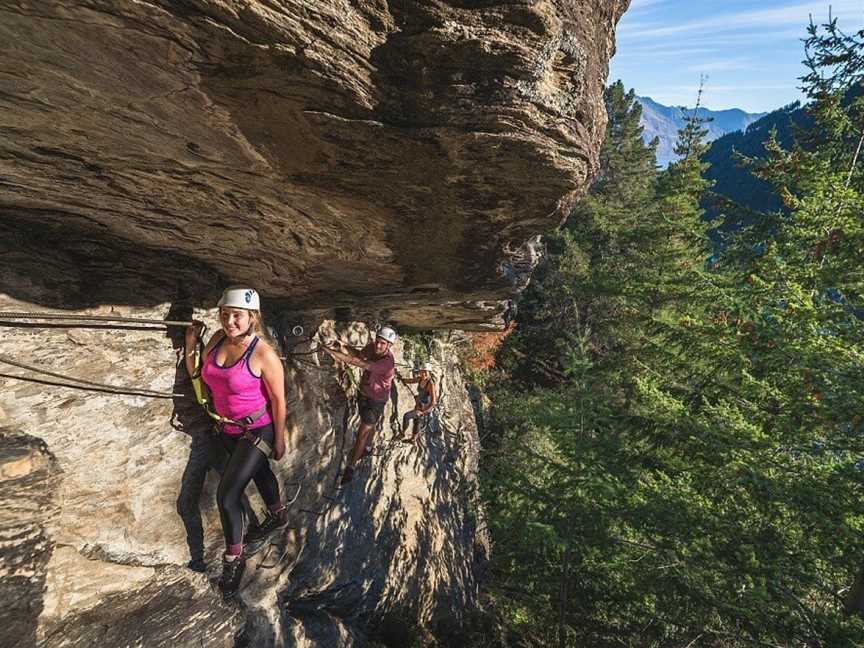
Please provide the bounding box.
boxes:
[184,286,288,600]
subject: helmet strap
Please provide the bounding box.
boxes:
[231,325,253,342]
[220,307,256,344]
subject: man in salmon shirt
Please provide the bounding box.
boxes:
[324,326,397,485]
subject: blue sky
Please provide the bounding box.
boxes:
[610,0,864,113]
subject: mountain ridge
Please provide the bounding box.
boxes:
[703,101,806,222]
[637,95,767,167]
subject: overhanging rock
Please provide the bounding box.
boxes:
[0,0,628,328]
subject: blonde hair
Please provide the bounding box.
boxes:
[250,310,279,348]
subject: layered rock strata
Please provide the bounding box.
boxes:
[0,301,484,646]
[0,0,628,328]
[0,1,629,644]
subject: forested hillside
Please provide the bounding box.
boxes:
[703,102,808,223]
[471,20,864,647]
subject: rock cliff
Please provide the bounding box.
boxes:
[0,1,628,645]
[0,0,627,328]
[0,308,483,647]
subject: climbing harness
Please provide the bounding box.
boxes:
[189,332,275,455]
[241,423,273,458]
[210,405,273,455]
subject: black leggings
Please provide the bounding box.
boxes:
[216,424,280,547]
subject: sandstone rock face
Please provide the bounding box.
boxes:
[0,0,628,328]
[0,302,485,646]
[0,2,628,644]
[0,431,58,648]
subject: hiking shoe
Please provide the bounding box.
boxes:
[187,558,207,573]
[246,508,289,545]
[218,554,246,600]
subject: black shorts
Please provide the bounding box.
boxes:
[358,396,386,425]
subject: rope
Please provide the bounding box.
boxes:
[290,356,331,372]
[0,355,181,399]
[0,311,196,327]
[0,321,171,332]
[0,310,203,399]
[288,348,323,357]
[396,374,417,398]
[283,333,317,352]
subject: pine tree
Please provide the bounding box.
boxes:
[479,46,864,644]
[502,81,658,387]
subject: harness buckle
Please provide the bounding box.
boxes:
[242,429,273,458]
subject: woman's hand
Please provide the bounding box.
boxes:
[272,435,286,461]
[185,321,203,348]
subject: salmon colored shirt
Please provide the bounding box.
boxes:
[359,343,395,403]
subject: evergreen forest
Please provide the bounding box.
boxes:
[469,18,864,648]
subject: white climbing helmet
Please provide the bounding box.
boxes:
[218,286,260,311]
[376,326,397,344]
[415,362,434,374]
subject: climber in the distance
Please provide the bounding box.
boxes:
[399,362,437,443]
[323,326,397,485]
[184,287,288,599]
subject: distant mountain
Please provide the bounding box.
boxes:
[703,102,808,223]
[637,96,767,167]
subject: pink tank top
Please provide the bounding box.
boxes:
[201,335,273,435]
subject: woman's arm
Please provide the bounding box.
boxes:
[258,344,287,460]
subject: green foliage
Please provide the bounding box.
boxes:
[400,330,437,365]
[501,81,662,388]
[703,103,806,220]
[479,43,864,647]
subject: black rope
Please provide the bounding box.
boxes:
[0,354,182,399]
[0,311,196,327]
[0,321,170,332]
[0,372,179,399]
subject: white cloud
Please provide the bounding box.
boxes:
[622,45,721,57]
[684,57,754,73]
[615,29,805,61]
[627,0,670,11]
[619,0,864,40]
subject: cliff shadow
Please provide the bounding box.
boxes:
[0,207,225,309]
[275,368,477,644]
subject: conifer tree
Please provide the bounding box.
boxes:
[503,81,658,386]
[480,43,864,644]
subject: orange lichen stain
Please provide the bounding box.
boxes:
[464,323,515,371]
